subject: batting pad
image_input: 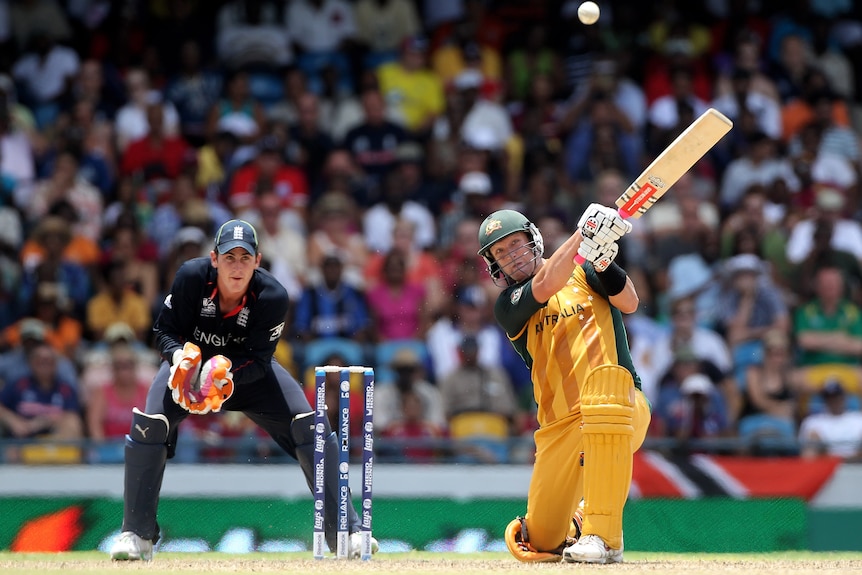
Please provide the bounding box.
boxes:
[580,364,634,549]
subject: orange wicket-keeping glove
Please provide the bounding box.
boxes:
[188,355,235,414]
[167,342,203,412]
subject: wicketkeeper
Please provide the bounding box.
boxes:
[109,220,377,561]
[477,206,651,564]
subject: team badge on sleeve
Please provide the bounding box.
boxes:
[164,294,172,309]
[511,286,523,304]
[269,322,285,341]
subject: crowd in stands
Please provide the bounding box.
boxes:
[1,0,862,464]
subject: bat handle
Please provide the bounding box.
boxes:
[573,208,632,266]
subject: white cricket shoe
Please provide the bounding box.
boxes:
[349,532,379,559]
[110,531,154,561]
[562,534,623,564]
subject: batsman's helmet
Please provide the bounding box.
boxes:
[477,210,544,287]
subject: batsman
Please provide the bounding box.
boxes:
[477,206,651,564]
[109,219,376,561]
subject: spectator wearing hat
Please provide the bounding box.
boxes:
[292,252,371,343]
[79,321,159,397]
[376,34,444,135]
[660,373,732,445]
[86,259,152,342]
[19,205,100,272]
[375,347,445,432]
[716,254,789,351]
[799,380,862,459]
[0,317,77,387]
[426,284,504,381]
[226,133,309,216]
[0,341,83,441]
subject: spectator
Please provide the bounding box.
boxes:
[712,67,782,141]
[716,254,789,351]
[240,190,307,300]
[799,381,862,459]
[0,341,82,441]
[426,285,503,382]
[363,172,436,254]
[364,219,445,316]
[374,347,445,432]
[438,332,517,422]
[792,218,862,302]
[289,92,336,197]
[786,185,862,265]
[205,69,266,145]
[102,214,161,317]
[437,171,494,251]
[794,265,862,367]
[9,0,72,52]
[658,373,732,447]
[366,250,428,341]
[86,259,152,342]
[380,388,446,462]
[18,216,93,319]
[376,35,444,135]
[286,0,358,96]
[306,192,369,289]
[24,151,104,243]
[343,89,408,205]
[215,0,293,71]
[458,71,513,155]
[646,66,709,154]
[355,0,421,69]
[11,29,79,128]
[505,24,562,104]
[84,342,151,442]
[292,254,371,343]
[226,135,308,217]
[303,352,365,438]
[114,69,180,152]
[738,330,798,446]
[121,99,191,181]
[0,317,77,387]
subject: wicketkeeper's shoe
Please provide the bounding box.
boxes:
[562,534,623,564]
[348,532,379,559]
[110,531,154,561]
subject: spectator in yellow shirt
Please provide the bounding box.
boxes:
[377,36,445,135]
[86,259,152,342]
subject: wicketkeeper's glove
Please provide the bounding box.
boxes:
[168,342,203,412]
[577,237,619,272]
[189,355,235,414]
[578,203,632,246]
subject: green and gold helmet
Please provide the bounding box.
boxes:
[477,210,544,287]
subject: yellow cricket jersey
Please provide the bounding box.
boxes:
[495,263,641,428]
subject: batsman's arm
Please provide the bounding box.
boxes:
[608,276,638,314]
[531,228,585,303]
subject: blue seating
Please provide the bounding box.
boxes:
[374,339,431,384]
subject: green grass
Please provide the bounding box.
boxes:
[2,551,862,575]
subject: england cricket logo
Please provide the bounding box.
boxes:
[233,225,244,239]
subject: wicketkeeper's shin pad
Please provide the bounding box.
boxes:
[580,364,635,549]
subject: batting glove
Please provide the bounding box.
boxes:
[577,203,632,246]
[577,237,619,272]
[167,342,203,412]
[189,355,235,414]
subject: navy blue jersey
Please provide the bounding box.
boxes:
[154,257,288,386]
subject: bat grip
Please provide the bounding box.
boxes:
[573,208,632,265]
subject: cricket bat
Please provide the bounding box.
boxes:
[575,107,733,264]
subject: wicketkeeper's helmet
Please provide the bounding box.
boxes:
[477,209,544,287]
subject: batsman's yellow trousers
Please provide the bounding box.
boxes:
[523,388,650,552]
